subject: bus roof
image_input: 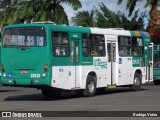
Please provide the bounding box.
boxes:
[3,23,150,37]
[3,24,91,33]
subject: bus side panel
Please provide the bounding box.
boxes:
[51,66,73,89]
[92,57,108,88]
[117,57,134,85]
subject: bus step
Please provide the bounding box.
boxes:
[107,85,117,88]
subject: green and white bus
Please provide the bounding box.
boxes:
[153,45,160,85]
[1,23,153,98]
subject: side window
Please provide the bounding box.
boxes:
[82,33,89,56]
[118,36,131,57]
[90,34,105,57]
[132,37,144,56]
[52,32,69,56]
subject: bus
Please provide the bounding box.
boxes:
[153,45,160,85]
[1,23,153,98]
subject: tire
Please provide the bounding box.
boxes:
[41,88,61,99]
[83,75,96,97]
[130,73,142,91]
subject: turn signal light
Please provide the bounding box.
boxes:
[44,64,48,69]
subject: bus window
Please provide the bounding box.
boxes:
[82,33,89,56]
[118,36,131,56]
[52,32,69,56]
[89,34,105,57]
[3,27,46,47]
[132,37,144,56]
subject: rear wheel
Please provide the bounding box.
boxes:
[41,87,61,99]
[130,73,142,91]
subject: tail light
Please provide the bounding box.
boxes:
[2,68,5,73]
[42,64,48,77]
[44,68,47,73]
[1,65,5,73]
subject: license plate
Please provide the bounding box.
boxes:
[20,70,28,74]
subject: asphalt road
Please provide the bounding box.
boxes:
[0,83,160,120]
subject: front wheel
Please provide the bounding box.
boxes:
[83,75,96,97]
[130,73,142,91]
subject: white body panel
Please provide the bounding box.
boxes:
[51,28,149,90]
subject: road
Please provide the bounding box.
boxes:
[0,83,160,120]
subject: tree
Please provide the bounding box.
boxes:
[147,1,160,37]
[34,0,82,24]
[0,0,19,27]
[97,3,146,30]
[72,3,146,30]
[71,10,96,27]
[0,0,82,26]
[117,0,160,43]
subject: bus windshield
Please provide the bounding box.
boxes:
[3,26,46,47]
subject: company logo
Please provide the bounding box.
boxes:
[94,59,107,69]
[1,112,42,118]
[2,112,11,117]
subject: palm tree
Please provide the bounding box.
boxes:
[71,10,95,27]
[0,0,82,26]
[72,3,146,30]
[96,3,145,30]
[117,0,159,28]
[16,0,42,23]
[0,0,19,27]
[118,0,160,41]
[18,0,82,25]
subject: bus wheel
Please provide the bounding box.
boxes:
[41,88,61,99]
[130,73,142,91]
[83,75,96,97]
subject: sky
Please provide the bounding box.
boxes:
[63,0,151,26]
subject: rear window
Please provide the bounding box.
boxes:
[3,27,46,47]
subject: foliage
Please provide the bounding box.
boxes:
[0,0,19,26]
[72,2,146,31]
[117,0,160,43]
[71,10,96,27]
[0,0,82,27]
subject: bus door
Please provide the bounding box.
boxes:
[71,38,80,88]
[107,41,117,86]
[147,43,153,82]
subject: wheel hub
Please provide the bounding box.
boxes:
[88,81,94,93]
[135,78,140,87]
